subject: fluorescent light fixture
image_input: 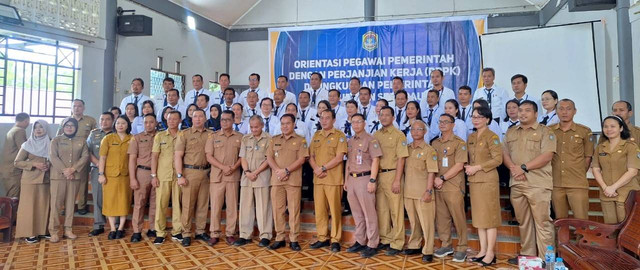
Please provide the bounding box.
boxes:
[186,15,196,30]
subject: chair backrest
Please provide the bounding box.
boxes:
[618,191,640,256]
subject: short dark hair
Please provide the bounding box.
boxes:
[232,102,243,111]
[221,109,235,119]
[167,88,180,98]
[392,76,403,83]
[249,73,260,81]
[114,115,132,134]
[351,113,365,121]
[101,111,115,121]
[482,67,495,76]
[219,73,230,80]
[473,106,493,125]
[511,74,528,84]
[286,103,298,111]
[458,85,472,93]
[15,112,29,122]
[143,113,157,120]
[197,94,210,103]
[473,99,489,109]
[321,108,336,119]
[163,77,175,84]
[440,113,455,123]
[345,100,359,108]
[260,97,274,108]
[110,106,122,115]
[328,89,340,96]
[311,72,323,80]
[274,88,286,95]
[542,89,558,101]
[428,89,440,98]
[395,90,408,99]
[192,109,207,118]
[280,113,296,123]
[430,69,444,77]
[168,110,182,119]
[613,100,633,111]
[601,116,631,140]
[132,78,144,87]
[192,74,203,81]
[350,77,361,84]
[299,91,310,98]
[519,100,538,113]
[73,99,85,105]
[359,87,371,95]
[377,99,389,107]
[277,75,288,82]
[380,105,395,117]
[558,98,576,108]
[504,99,520,121]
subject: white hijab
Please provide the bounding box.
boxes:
[21,119,51,158]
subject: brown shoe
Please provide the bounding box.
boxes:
[208,237,219,246]
[50,234,60,243]
[64,230,77,240]
[226,236,236,245]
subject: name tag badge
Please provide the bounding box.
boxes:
[442,157,449,167]
[356,152,362,165]
[275,151,279,158]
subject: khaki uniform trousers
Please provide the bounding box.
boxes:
[376,172,405,250]
[272,185,301,242]
[551,187,589,220]
[239,186,273,239]
[48,179,79,235]
[154,180,182,237]
[210,181,239,237]
[511,185,555,257]
[76,167,90,209]
[435,190,468,252]
[132,168,156,233]
[405,198,435,255]
[346,175,379,248]
[314,184,343,243]
[602,201,627,224]
[181,168,210,237]
[2,172,20,198]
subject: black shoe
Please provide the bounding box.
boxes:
[470,255,485,263]
[154,237,165,245]
[376,243,390,251]
[115,230,125,239]
[60,210,65,216]
[422,254,433,263]
[342,208,352,216]
[182,237,191,247]
[478,255,496,267]
[403,248,421,255]
[310,240,330,249]
[25,237,39,244]
[507,256,519,265]
[88,228,104,237]
[39,234,51,239]
[290,242,301,251]
[130,233,142,243]
[346,242,365,253]
[258,238,270,247]
[269,240,286,250]
[76,206,88,215]
[330,243,340,252]
[508,220,519,226]
[107,231,117,240]
[385,248,401,256]
[146,230,157,238]
[195,234,211,242]
[172,234,183,242]
[234,238,249,246]
[361,247,377,258]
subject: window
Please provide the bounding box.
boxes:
[0,35,79,123]
[149,69,185,100]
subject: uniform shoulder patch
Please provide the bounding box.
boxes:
[549,134,555,140]
[339,137,345,143]
[402,141,407,146]
[493,139,499,145]
[461,145,467,151]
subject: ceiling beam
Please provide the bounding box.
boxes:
[539,0,568,26]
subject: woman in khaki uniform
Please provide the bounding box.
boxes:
[592,116,640,224]
[464,107,503,267]
[98,116,133,239]
[48,118,89,243]
[14,120,52,243]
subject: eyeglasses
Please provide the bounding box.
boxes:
[438,120,453,125]
[63,124,75,128]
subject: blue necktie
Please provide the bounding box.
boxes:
[265,118,270,133]
[396,109,402,125]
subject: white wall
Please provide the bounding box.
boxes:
[229,41,269,89]
[114,0,227,101]
[632,3,640,122]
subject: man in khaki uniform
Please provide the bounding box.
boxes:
[128,113,158,242]
[175,109,213,247]
[87,112,113,237]
[431,115,469,262]
[266,114,309,251]
[503,100,556,264]
[551,99,593,220]
[151,111,183,244]
[57,99,97,215]
[344,113,382,258]
[1,113,29,197]
[404,120,439,263]
[611,100,640,143]
[373,106,409,255]
[206,110,243,246]
[234,115,273,248]
[309,109,347,252]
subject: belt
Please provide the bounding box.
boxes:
[137,165,151,171]
[379,168,396,173]
[184,164,211,170]
[350,171,371,178]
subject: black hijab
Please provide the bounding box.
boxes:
[62,117,79,138]
[207,104,222,131]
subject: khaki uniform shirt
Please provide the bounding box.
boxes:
[176,128,213,167]
[49,135,89,180]
[373,126,409,172]
[99,133,132,178]
[128,131,156,168]
[1,126,27,176]
[87,129,110,167]
[267,133,309,186]
[205,130,243,183]
[346,133,383,174]
[467,130,503,183]
[152,130,178,182]
[504,123,556,189]
[239,132,271,187]
[404,141,439,199]
[551,123,594,189]
[14,149,49,184]
[592,139,640,201]
[310,128,347,185]
[431,135,468,192]
[57,115,97,139]
[629,125,640,144]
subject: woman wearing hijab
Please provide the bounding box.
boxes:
[206,104,222,131]
[14,120,52,243]
[98,116,134,239]
[48,117,89,243]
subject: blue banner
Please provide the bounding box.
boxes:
[269,16,486,102]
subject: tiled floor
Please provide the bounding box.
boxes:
[0,227,518,269]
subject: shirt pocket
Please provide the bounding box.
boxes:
[571,136,584,152]
[525,133,542,151]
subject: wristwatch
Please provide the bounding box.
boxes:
[520,164,529,173]
[427,189,433,195]
[177,173,183,178]
[321,165,327,172]
[285,168,291,176]
[98,172,104,176]
[369,178,376,183]
[150,174,157,178]
[245,170,252,174]
[439,175,446,181]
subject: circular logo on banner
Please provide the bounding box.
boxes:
[362,31,378,52]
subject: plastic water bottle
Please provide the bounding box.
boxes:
[553,258,566,270]
[544,245,556,270]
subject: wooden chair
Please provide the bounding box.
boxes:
[0,197,18,242]
[554,190,640,270]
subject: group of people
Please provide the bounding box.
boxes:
[2,67,639,267]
